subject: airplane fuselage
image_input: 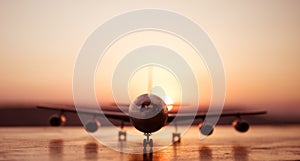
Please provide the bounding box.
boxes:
[129,94,168,133]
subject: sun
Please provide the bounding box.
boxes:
[164,96,174,111]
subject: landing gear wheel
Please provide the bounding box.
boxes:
[143,139,147,147]
[149,139,153,147]
[142,133,154,154]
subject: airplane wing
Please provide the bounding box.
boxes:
[167,110,267,122]
[37,104,267,135]
[38,105,266,123]
[37,105,130,122]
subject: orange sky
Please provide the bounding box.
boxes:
[0,1,299,116]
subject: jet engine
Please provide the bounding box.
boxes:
[85,120,101,133]
[232,119,250,132]
[198,122,214,136]
[49,114,66,126]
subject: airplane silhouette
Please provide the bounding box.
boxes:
[37,103,266,152]
[37,66,267,153]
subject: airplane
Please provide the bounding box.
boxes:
[37,67,267,153]
[37,95,266,153]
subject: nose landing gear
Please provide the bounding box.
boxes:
[143,133,153,154]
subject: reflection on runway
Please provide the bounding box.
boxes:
[199,146,212,161]
[233,146,249,161]
[48,139,250,161]
[2,126,298,161]
[127,150,169,161]
[49,139,63,160]
[127,153,152,161]
[84,142,98,160]
[49,139,249,161]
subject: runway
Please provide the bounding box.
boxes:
[0,125,299,161]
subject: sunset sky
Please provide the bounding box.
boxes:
[0,1,299,118]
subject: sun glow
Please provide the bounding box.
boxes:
[164,96,174,111]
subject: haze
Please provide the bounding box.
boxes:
[0,1,299,120]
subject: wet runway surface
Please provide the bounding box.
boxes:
[0,126,299,161]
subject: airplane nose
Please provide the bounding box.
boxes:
[129,94,167,120]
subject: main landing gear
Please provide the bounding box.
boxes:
[172,121,181,143]
[143,133,153,154]
[118,121,127,141]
